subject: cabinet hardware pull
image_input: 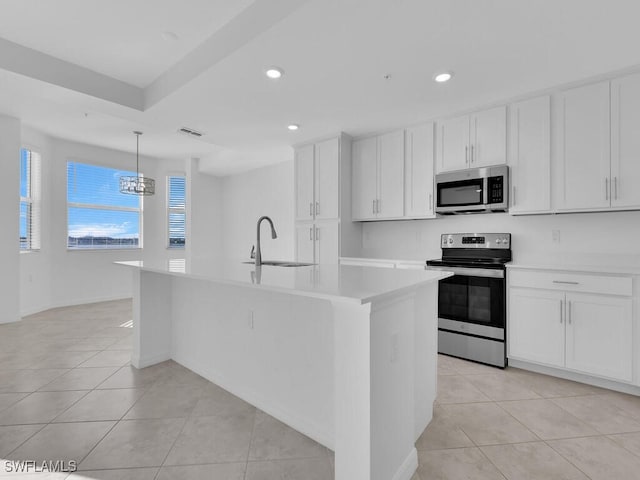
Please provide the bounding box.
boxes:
[309,202,313,217]
[315,201,320,216]
[553,280,579,285]
[315,227,319,241]
[568,301,572,324]
[309,227,313,241]
[465,146,469,164]
[372,200,375,214]
[560,300,563,323]
[614,176,618,200]
[605,177,609,201]
[471,145,474,163]
[429,193,432,211]
[512,186,516,206]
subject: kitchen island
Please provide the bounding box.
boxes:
[116,259,451,480]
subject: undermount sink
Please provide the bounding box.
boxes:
[242,260,315,267]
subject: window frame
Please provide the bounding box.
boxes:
[166,173,186,250]
[66,159,144,251]
[20,147,41,252]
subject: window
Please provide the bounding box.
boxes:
[167,175,186,249]
[67,161,142,249]
[20,148,41,251]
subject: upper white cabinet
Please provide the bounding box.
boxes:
[611,72,640,208]
[557,82,611,211]
[352,130,404,220]
[437,106,507,173]
[295,138,340,221]
[509,96,551,214]
[405,123,435,218]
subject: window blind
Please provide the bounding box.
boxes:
[167,175,186,248]
[67,161,142,249]
[20,148,41,251]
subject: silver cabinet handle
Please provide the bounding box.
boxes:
[315,201,320,216]
[568,301,572,324]
[315,227,319,241]
[553,280,579,285]
[614,177,618,200]
[372,200,375,214]
[309,227,313,241]
[471,144,475,163]
[429,193,432,211]
[309,202,313,217]
[465,146,469,164]
[560,300,563,323]
[605,177,609,201]
[512,186,516,207]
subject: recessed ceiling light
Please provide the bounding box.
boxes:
[434,72,454,83]
[162,31,179,42]
[288,124,299,131]
[265,67,284,79]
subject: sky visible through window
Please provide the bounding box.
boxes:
[67,162,141,248]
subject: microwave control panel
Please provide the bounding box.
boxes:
[487,176,504,204]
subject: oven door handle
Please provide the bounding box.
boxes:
[426,265,505,279]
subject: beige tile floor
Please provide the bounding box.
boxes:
[0,300,638,479]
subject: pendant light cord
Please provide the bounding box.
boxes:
[134,131,142,176]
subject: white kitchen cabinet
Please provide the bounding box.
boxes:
[557,81,611,211]
[352,136,378,220]
[294,137,339,221]
[352,130,404,220]
[611,72,640,209]
[314,222,339,265]
[508,268,634,383]
[295,144,315,221]
[405,123,435,218]
[436,106,506,173]
[565,292,632,382]
[509,96,551,214]
[508,287,565,368]
[295,224,315,263]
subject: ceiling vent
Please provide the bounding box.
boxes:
[178,127,204,138]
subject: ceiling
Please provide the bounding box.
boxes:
[1,0,640,175]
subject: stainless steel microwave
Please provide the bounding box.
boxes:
[435,165,509,214]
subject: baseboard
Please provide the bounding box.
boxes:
[20,295,132,319]
[133,353,171,369]
[173,354,335,450]
[392,448,418,480]
[509,359,640,396]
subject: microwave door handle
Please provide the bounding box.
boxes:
[483,178,488,205]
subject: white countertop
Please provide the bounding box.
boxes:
[507,253,640,275]
[116,259,451,305]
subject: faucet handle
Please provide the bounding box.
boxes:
[250,245,255,259]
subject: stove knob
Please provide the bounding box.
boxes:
[448,238,453,244]
[502,238,509,245]
[496,239,502,244]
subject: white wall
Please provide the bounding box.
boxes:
[221,160,294,261]
[0,116,21,323]
[188,158,224,262]
[359,210,640,266]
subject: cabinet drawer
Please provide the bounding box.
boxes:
[509,270,632,296]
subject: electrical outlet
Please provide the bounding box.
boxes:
[552,230,561,243]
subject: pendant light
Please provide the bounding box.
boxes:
[119,131,155,196]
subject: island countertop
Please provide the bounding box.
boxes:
[116,259,451,305]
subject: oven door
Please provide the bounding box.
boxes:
[429,266,505,340]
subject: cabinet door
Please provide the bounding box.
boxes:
[295,224,315,263]
[405,123,435,218]
[472,106,507,167]
[352,137,378,220]
[315,137,339,220]
[508,288,565,367]
[558,82,611,211]
[437,115,470,172]
[565,292,632,382]
[295,144,315,221]
[378,130,405,218]
[509,96,551,214]
[315,222,339,265]
[611,73,640,208]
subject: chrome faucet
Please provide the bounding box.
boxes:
[254,216,277,267]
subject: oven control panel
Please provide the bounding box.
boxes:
[441,233,511,249]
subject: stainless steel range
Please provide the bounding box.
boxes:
[426,233,511,368]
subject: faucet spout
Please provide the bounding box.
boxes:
[255,216,277,267]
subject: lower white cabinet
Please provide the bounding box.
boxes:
[295,222,339,265]
[508,270,633,383]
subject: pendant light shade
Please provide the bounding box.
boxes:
[119,131,155,196]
